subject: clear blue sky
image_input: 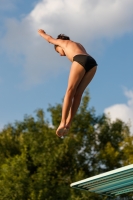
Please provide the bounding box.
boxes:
[0,0,133,132]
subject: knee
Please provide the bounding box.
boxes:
[66,87,76,97]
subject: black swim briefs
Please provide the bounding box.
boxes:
[73,54,97,72]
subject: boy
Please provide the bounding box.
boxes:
[38,29,97,137]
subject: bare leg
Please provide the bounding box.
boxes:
[56,62,85,137]
[66,66,97,130]
[65,95,81,129]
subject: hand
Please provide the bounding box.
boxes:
[38,29,46,36]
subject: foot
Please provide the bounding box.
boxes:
[61,122,71,136]
[65,121,71,130]
[56,124,66,137]
[63,127,69,136]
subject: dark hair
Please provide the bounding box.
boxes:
[54,34,70,50]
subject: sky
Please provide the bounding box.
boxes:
[0,0,133,132]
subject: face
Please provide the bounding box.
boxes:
[56,46,66,56]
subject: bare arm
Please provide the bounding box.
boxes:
[38,29,65,47]
[38,29,52,42]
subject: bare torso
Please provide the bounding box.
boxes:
[62,40,89,62]
[37,30,89,62]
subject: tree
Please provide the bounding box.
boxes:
[0,90,132,200]
[96,117,130,171]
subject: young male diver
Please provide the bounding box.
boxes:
[38,29,97,137]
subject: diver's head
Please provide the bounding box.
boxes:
[54,34,70,56]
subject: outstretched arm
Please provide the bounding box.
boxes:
[38,29,52,42]
[38,29,64,47]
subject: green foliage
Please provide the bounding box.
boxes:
[0,150,29,200]
[96,117,130,171]
[0,91,133,199]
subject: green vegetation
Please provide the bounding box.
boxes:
[0,91,133,200]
